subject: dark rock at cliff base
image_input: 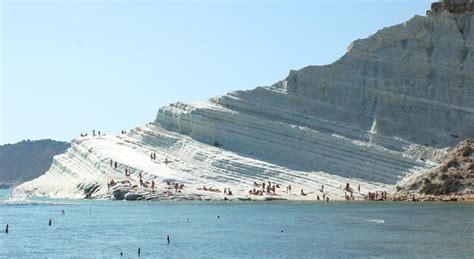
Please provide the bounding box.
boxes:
[124,193,143,201]
[112,188,128,200]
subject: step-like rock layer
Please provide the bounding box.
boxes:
[13,13,473,200]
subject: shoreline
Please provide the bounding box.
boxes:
[5,189,473,204]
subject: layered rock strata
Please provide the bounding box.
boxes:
[13,12,474,201]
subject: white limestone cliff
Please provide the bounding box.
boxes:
[13,12,474,201]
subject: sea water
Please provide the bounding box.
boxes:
[0,189,473,258]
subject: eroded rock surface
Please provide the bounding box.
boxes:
[12,11,474,201]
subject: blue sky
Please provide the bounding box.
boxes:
[1,0,432,144]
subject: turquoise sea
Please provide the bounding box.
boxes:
[0,189,473,258]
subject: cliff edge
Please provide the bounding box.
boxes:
[12,7,474,201]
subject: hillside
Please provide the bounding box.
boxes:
[13,10,474,201]
[0,140,70,188]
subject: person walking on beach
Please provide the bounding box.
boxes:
[167,235,170,244]
[49,219,52,226]
[138,248,141,256]
[5,224,8,234]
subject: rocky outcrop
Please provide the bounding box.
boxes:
[428,0,474,16]
[399,138,473,195]
[12,10,474,201]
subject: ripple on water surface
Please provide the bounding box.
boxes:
[0,189,473,258]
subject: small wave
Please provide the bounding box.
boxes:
[369,219,385,224]
[0,198,69,206]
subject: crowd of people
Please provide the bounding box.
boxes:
[106,157,158,193]
[105,149,395,203]
[166,181,184,192]
[248,181,280,196]
[367,191,388,201]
